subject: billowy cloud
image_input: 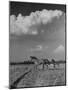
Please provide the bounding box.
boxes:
[54,45,64,53]
[30,45,48,51]
[10,9,63,35]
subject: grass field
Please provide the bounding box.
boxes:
[9,63,66,89]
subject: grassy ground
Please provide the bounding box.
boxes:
[9,64,66,88]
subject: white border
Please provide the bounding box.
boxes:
[0,0,68,90]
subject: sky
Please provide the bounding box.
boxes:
[9,1,66,62]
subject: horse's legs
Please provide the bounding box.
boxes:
[34,63,37,70]
[43,63,45,70]
[57,63,60,68]
[53,63,56,69]
[47,64,48,69]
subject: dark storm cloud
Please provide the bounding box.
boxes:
[10,1,66,16]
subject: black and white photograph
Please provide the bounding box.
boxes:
[9,1,66,89]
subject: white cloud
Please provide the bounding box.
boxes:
[30,45,48,52]
[30,45,42,51]
[31,30,38,35]
[10,9,63,35]
[41,30,45,33]
[36,45,43,50]
[54,45,64,53]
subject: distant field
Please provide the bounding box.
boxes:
[9,63,66,89]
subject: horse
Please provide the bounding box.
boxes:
[51,59,60,68]
[41,58,50,69]
[30,56,42,70]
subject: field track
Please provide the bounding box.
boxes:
[10,63,65,89]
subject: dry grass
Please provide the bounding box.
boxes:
[9,63,66,88]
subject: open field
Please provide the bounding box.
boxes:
[9,63,66,89]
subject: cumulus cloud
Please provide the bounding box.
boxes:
[54,45,64,53]
[30,45,48,52]
[30,45,42,51]
[10,9,63,35]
